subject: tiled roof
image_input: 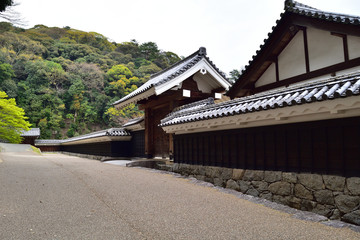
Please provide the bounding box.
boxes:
[21,128,40,137]
[61,128,130,143]
[161,98,214,125]
[285,0,360,24]
[122,117,144,128]
[236,0,360,81]
[160,71,360,126]
[35,139,62,146]
[35,128,130,145]
[112,47,228,107]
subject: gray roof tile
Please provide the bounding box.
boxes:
[237,0,360,79]
[35,128,130,146]
[112,47,229,107]
[122,117,144,128]
[160,71,360,127]
[21,128,40,137]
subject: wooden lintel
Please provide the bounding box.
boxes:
[140,90,184,110]
[254,56,360,93]
[211,87,226,93]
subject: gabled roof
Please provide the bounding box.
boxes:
[21,128,40,137]
[227,0,360,98]
[112,47,231,108]
[160,71,360,128]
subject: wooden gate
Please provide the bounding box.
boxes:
[152,106,170,158]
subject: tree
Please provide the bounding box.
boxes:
[0,0,12,12]
[229,69,241,83]
[0,91,31,143]
[0,1,24,26]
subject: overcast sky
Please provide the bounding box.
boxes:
[8,0,360,75]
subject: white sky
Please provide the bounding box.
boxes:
[9,0,360,75]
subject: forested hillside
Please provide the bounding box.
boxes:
[0,22,181,139]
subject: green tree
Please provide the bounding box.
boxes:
[0,91,30,143]
[0,0,12,12]
[0,62,14,83]
[229,69,241,83]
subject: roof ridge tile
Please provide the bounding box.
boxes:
[160,71,360,127]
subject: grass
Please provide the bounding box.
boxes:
[30,145,41,154]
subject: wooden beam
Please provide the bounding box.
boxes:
[227,18,299,98]
[292,14,360,37]
[144,108,153,157]
[302,27,310,73]
[275,56,280,82]
[331,32,349,62]
[139,90,184,110]
[254,56,360,93]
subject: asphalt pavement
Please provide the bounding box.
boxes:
[0,145,359,239]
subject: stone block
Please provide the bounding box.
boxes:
[301,199,317,211]
[221,168,233,181]
[195,175,206,181]
[259,192,273,201]
[335,194,360,213]
[243,170,264,181]
[264,171,282,183]
[268,182,291,196]
[213,177,224,187]
[232,169,245,180]
[237,180,250,193]
[246,188,259,197]
[287,196,302,209]
[314,190,334,205]
[342,210,360,225]
[323,175,345,191]
[273,195,289,205]
[205,177,213,183]
[298,173,324,190]
[346,177,360,195]
[330,209,341,220]
[198,166,206,176]
[294,184,313,200]
[312,204,333,218]
[251,181,268,192]
[205,167,221,178]
[226,179,240,191]
[282,172,297,183]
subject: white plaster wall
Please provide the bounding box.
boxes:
[348,35,360,60]
[278,31,306,80]
[192,72,216,93]
[307,27,344,71]
[255,63,276,87]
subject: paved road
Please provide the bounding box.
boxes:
[0,146,359,239]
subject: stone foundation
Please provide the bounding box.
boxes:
[167,163,360,226]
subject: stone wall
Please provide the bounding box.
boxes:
[168,163,360,226]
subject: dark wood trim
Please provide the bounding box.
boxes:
[343,34,349,62]
[275,57,280,82]
[292,14,360,38]
[227,13,360,99]
[144,108,153,157]
[227,17,298,98]
[302,27,310,73]
[331,32,349,62]
[255,56,360,93]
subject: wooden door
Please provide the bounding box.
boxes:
[152,106,170,158]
